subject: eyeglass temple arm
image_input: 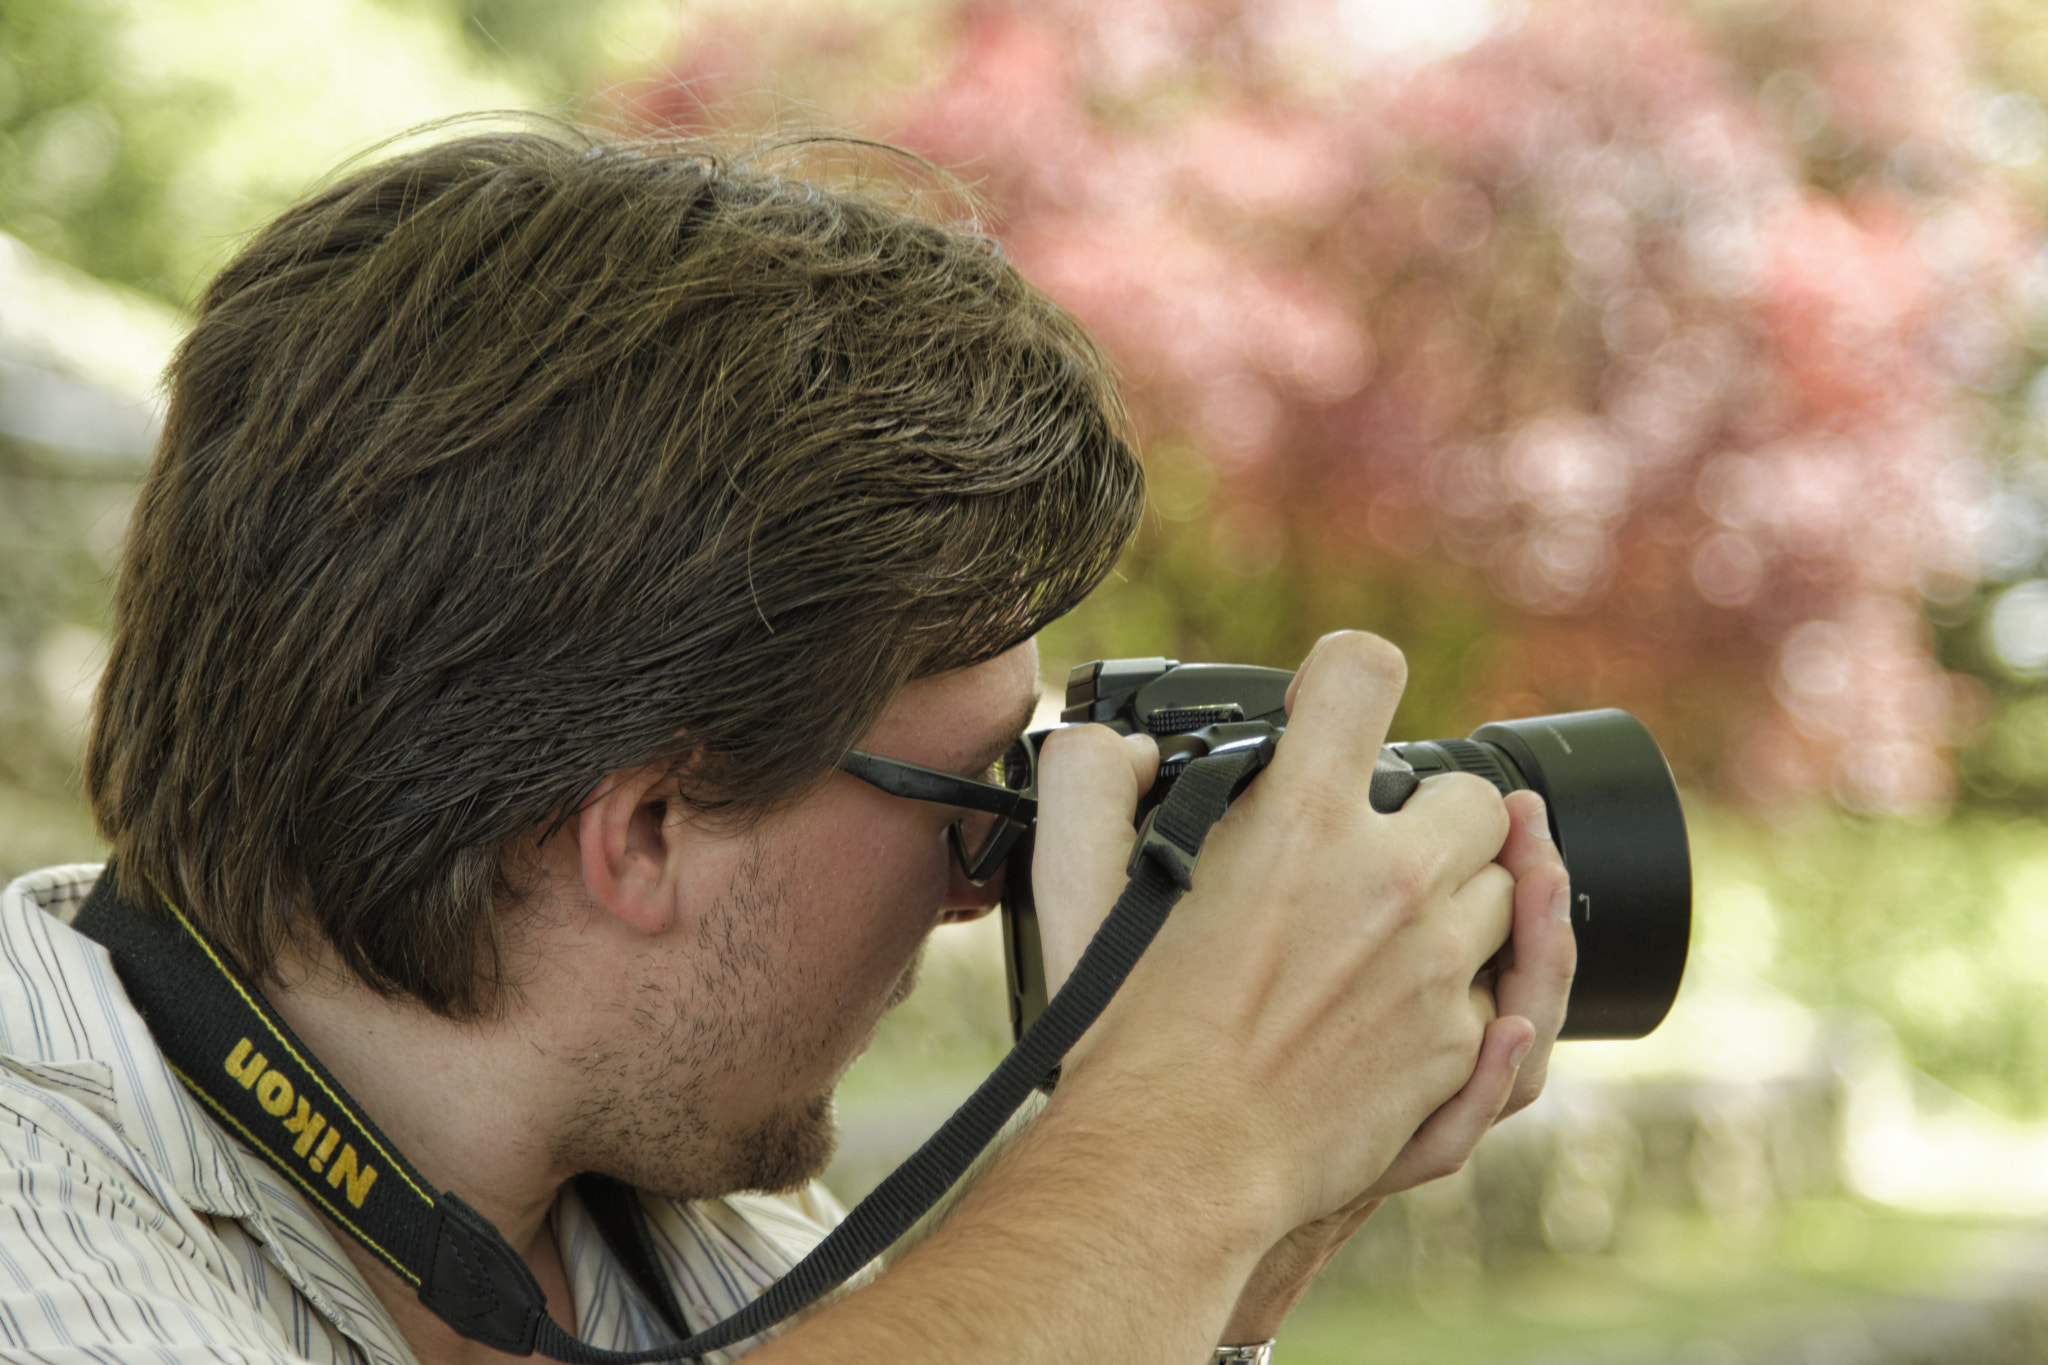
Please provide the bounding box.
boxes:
[838,749,1037,822]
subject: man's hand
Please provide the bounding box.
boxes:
[1028,631,1575,1340]
[1217,787,1574,1340]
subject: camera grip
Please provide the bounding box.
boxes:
[1369,751,1421,812]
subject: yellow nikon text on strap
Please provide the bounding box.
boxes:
[224,1037,380,1209]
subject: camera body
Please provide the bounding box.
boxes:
[999,658,1693,1042]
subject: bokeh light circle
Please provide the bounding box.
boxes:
[1986,579,2048,675]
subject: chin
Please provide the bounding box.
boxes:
[593,1089,840,1203]
[730,1091,840,1195]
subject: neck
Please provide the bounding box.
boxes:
[259,954,570,1241]
[258,951,582,1364]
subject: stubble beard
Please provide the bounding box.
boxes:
[558,836,914,1201]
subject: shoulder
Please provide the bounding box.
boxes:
[1,863,129,1137]
[0,865,407,1362]
[1,862,259,1221]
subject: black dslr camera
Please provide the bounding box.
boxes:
[999,658,1693,1042]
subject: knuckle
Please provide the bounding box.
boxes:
[1543,905,1581,979]
[1373,853,1434,924]
[1444,772,1513,831]
[1474,860,1516,902]
[1410,773,1512,852]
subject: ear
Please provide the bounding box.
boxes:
[573,764,683,937]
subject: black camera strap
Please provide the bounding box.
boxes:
[70,739,1272,1362]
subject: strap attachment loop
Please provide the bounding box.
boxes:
[422,1194,546,1354]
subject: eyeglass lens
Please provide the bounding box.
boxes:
[953,738,1035,880]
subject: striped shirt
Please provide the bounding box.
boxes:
[0,864,846,1364]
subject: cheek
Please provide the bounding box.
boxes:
[809,791,954,900]
[785,803,953,969]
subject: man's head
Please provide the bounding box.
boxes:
[546,634,1044,1197]
[87,121,1142,1018]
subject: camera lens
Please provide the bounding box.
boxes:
[1007,659,1695,1045]
[1390,710,1691,1040]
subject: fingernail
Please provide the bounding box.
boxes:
[1510,1039,1532,1070]
[1524,799,1553,842]
[1551,882,1572,923]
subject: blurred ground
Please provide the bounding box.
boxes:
[828,909,2048,1363]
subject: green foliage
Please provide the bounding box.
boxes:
[1042,439,1509,744]
[1694,803,2048,1119]
[382,0,640,101]
[0,0,222,301]
[0,782,101,888]
[0,443,125,790]
[1956,690,2048,806]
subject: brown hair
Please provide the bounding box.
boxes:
[86,121,1142,1016]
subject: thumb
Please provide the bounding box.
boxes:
[1027,725,1159,992]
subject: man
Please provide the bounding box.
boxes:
[0,123,1574,1364]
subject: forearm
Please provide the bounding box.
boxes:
[751,1080,1278,1365]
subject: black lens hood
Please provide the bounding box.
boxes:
[1471,710,1692,1039]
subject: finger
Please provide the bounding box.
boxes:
[1385,769,1516,898]
[1492,833,1575,1119]
[1030,725,1161,990]
[1445,859,1517,979]
[1495,790,1566,882]
[1269,631,1409,784]
[1487,790,1565,974]
[1367,1014,1534,1198]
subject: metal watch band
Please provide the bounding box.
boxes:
[1214,1343,1275,1364]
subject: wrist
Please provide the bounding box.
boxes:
[1222,1196,1385,1343]
[1218,1259,1312,1344]
[828,1085,1274,1362]
[1032,1061,1286,1266]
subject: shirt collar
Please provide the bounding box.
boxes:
[2,863,420,1362]
[1,863,257,1220]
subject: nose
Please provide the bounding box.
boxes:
[939,845,1004,924]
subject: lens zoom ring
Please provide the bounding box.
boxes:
[1432,738,1517,792]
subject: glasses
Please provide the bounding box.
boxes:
[837,738,1038,886]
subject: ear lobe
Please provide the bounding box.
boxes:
[575,765,681,937]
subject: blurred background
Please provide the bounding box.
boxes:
[8,0,2048,1359]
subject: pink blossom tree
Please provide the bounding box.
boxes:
[621,0,2040,813]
